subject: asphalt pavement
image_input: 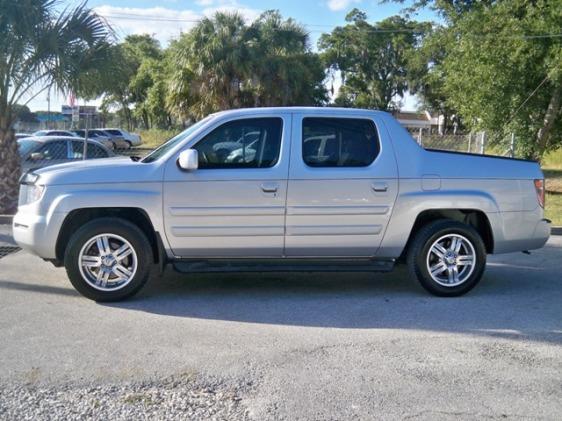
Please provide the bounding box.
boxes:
[0,225,561,420]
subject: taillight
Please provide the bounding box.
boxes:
[534,179,545,208]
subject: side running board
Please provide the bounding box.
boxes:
[172,258,395,274]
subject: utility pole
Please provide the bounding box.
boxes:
[47,88,51,130]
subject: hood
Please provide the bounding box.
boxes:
[33,156,163,185]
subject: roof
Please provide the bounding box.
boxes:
[211,106,388,117]
[18,136,97,143]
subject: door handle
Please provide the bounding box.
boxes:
[371,183,388,193]
[261,183,278,193]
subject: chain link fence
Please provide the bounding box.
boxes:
[409,130,518,158]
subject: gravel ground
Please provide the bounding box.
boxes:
[0,376,250,420]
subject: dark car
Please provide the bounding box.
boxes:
[17,136,115,171]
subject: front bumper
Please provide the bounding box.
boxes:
[12,211,67,259]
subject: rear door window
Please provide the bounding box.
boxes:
[71,141,109,159]
[302,118,379,167]
[32,140,68,161]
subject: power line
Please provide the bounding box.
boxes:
[100,12,562,40]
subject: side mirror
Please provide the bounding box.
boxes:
[29,152,44,161]
[177,149,198,171]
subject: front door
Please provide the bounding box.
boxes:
[285,113,398,257]
[163,114,290,258]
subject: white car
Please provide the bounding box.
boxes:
[100,128,142,147]
[32,130,78,138]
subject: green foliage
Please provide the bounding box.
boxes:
[166,10,327,119]
[318,9,428,111]
[0,0,111,213]
[409,0,562,160]
[0,0,111,125]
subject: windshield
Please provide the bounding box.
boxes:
[142,117,212,163]
[17,139,40,156]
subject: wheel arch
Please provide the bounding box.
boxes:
[399,208,494,261]
[55,207,161,264]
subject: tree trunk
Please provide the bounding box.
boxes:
[0,125,21,214]
[535,86,561,161]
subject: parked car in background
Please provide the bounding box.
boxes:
[17,136,114,172]
[15,133,32,140]
[12,107,550,302]
[100,128,142,148]
[72,129,115,150]
[32,130,78,137]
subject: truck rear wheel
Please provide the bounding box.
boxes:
[407,219,487,296]
[64,217,152,302]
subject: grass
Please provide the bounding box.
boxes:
[138,129,177,148]
[544,168,562,226]
[543,148,562,225]
[543,148,562,169]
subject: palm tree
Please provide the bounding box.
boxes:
[167,12,250,119]
[0,0,111,214]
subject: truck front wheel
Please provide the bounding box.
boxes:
[407,219,487,296]
[64,217,152,302]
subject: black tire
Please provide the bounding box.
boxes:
[64,217,152,302]
[407,219,487,297]
[125,140,133,149]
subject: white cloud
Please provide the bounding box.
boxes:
[202,5,261,22]
[326,0,362,12]
[94,3,262,45]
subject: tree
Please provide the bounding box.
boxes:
[131,58,172,129]
[399,0,562,160]
[246,10,327,107]
[319,9,428,111]
[98,35,163,130]
[0,0,111,213]
[168,12,250,119]
[167,10,326,120]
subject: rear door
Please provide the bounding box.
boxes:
[285,113,398,257]
[163,113,290,258]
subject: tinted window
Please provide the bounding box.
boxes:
[32,140,67,161]
[71,141,109,159]
[17,139,40,156]
[302,118,379,167]
[106,130,123,136]
[194,118,282,169]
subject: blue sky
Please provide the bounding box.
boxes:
[29,0,437,111]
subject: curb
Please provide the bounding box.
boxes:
[0,215,13,225]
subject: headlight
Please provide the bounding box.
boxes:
[18,172,45,205]
[20,172,40,185]
[25,184,45,204]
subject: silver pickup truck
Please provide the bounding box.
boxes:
[13,107,551,301]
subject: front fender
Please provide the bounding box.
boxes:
[46,184,166,250]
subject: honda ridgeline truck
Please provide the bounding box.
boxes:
[13,108,551,301]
